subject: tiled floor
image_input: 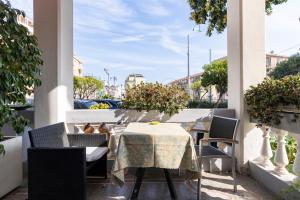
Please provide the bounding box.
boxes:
[2,170,274,200]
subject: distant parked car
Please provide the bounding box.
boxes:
[93,99,122,109]
[74,100,98,109]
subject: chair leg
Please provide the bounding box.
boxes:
[232,157,237,192]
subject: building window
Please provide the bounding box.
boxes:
[266,57,271,67]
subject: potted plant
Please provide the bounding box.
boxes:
[122,82,189,119]
[0,1,42,197]
[245,75,300,127]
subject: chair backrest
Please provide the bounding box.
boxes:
[29,122,70,148]
[209,116,239,140]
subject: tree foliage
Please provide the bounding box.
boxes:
[191,79,208,100]
[201,59,227,106]
[0,1,43,154]
[73,76,103,99]
[188,0,288,36]
[270,54,300,79]
[122,82,189,116]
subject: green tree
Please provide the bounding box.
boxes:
[270,54,300,79]
[0,1,43,154]
[74,76,103,99]
[188,0,288,36]
[191,79,208,100]
[201,59,228,107]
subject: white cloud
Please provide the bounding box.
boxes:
[112,35,145,43]
[77,45,186,69]
[160,31,185,55]
[76,0,134,19]
[137,0,170,17]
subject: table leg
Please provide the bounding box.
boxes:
[130,168,145,200]
[164,169,177,200]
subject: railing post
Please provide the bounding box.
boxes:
[259,126,273,167]
[273,128,289,175]
[292,134,300,178]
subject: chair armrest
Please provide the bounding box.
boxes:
[68,134,108,147]
[200,138,238,144]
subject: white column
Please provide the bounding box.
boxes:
[259,126,273,167]
[34,0,73,128]
[227,0,266,170]
[273,129,289,175]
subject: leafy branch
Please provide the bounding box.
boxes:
[188,0,288,36]
[0,0,43,154]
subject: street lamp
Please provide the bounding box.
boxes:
[187,25,201,99]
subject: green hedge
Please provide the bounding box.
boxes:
[188,100,228,108]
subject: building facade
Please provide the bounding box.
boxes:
[169,53,288,101]
[125,74,145,89]
[266,53,288,73]
[17,15,34,34]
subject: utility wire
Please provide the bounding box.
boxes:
[277,43,300,54]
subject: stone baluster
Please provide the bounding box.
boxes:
[273,128,289,175]
[259,126,273,167]
[292,134,300,178]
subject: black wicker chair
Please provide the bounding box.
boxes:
[195,116,239,200]
[28,122,108,200]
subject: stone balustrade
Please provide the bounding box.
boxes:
[257,126,300,180]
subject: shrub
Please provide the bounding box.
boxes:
[90,103,110,110]
[245,75,300,126]
[188,100,228,108]
[122,83,189,116]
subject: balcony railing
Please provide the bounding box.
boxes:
[249,112,300,197]
[256,126,300,179]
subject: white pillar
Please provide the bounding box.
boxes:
[34,0,73,128]
[259,126,273,167]
[273,129,289,175]
[227,0,266,170]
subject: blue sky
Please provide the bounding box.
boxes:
[10,0,300,85]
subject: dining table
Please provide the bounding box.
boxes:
[111,122,200,200]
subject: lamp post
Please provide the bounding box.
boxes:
[187,25,201,99]
[187,34,192,98]
[104,68,110,95]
